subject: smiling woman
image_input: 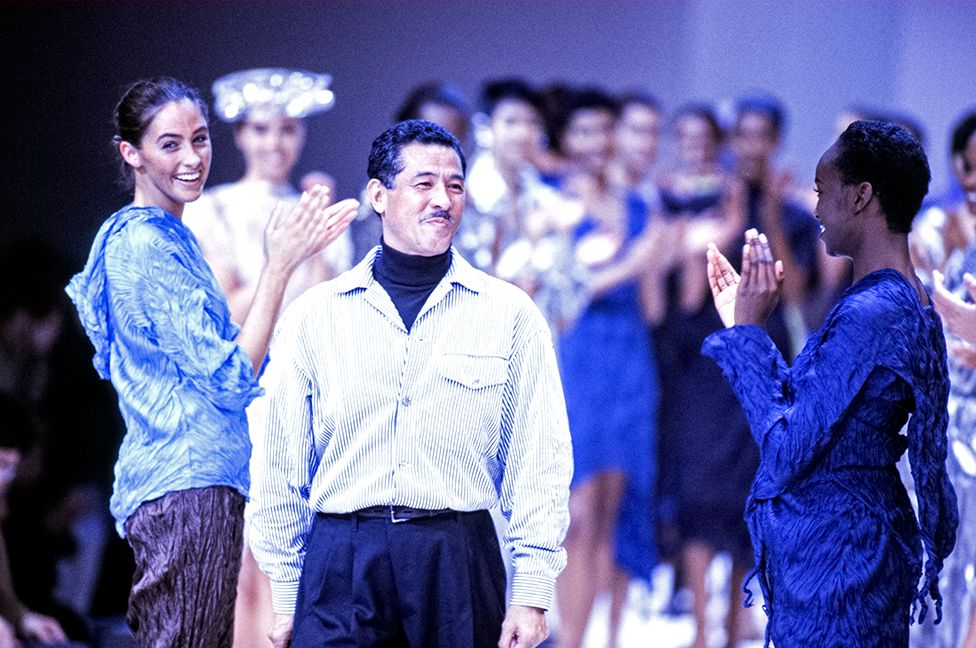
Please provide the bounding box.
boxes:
[65,77,357,647]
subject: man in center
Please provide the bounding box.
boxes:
[249,119,572,648]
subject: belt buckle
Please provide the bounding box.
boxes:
[390,505,409,524]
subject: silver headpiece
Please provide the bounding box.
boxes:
[212,68,336,122]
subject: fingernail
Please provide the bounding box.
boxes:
[758,233,768,244]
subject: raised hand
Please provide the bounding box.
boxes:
[734,229,784,327]
[932,269,976,346]
[264,184,359,275]
[707,229,784,328]
[706,241,739,328]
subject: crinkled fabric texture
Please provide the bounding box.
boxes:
[558,192,659,581]
[125,486,245,648]
[703,269,958,648]
[66,204,263,536]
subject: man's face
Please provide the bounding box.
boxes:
[733,111,779,183]
[614,103,661,175]
[369,142,465,256]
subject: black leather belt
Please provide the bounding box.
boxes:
[323,505,459,524]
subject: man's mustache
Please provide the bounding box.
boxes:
[421,210,455,223]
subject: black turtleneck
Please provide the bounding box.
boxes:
[372,239,451,331]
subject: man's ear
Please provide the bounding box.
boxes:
[118,140,141,170]
[852,181,874,214]
[366,178,387,217]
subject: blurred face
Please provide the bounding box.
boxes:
[369,143,465,256]
[419,102,469,144]
[675,113,718,172]
[120,99,211,217]
[614,103,661,175]
[562,107,614,176]
[814,144,858,257]
[0,449,20,492]
[490,99,543,170]
[235,111,306,184]
[733,111,779,183]
[953,131,976,216]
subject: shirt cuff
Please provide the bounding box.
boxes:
[270,580,300,615]
[509,572,555,610]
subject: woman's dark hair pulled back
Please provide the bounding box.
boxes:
[112,77,209,186]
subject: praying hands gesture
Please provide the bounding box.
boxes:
[706,228,784,328]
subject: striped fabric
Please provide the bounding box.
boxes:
[249,247,572,614]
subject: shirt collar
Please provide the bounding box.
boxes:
[335,245,485,295]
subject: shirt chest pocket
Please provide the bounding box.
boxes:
[437,353,509,390]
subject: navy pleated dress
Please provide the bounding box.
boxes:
[702,269,958,647]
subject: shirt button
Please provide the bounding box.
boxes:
[401,396,412,407]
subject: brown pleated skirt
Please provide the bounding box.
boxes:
[125,486,245,648]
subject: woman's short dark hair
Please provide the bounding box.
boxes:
[834,120,930,234]
[950,111,976,157]
[480,78,542,118]
[735,93,786,139]
[367,119,466,190]
[112,77,209,186]
[552,87,619,154]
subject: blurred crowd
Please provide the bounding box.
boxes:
[2,75,975,648]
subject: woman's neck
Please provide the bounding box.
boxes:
[851,233,925,302]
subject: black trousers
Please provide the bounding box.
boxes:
[292,509,506,647]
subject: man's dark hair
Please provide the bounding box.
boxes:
[480,78,542,118]
[367,119,466,189]
[834,120,930,234]
[950,111,976,157]
[0,393,35,454]
[735,93,786,139]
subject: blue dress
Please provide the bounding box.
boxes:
[702,270,958,647]
[558,193,659,580]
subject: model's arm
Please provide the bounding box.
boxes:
[702,292,910,497]
[234,191,358,377]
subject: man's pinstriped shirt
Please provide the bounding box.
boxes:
[249,247,573,614]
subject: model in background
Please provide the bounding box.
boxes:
[911,110,976,648]
[651,104,754,648]
[180,68,354,648]
[550,88,661,648]
[183,68,352,324]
